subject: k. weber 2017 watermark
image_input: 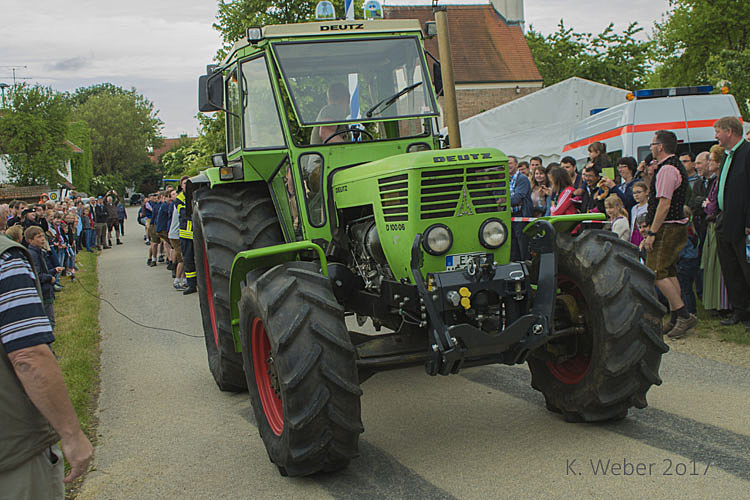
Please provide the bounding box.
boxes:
[565,458,710,477]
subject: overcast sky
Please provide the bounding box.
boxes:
[1,0,670,138]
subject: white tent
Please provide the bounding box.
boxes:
[455,77,629,164]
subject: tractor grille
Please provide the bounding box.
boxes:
[378,173,409,222]
[420,165,506,219]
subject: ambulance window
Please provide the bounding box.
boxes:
[608,150,622,165]
[636,146,650,162]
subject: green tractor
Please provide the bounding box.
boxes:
[190,18,667,477]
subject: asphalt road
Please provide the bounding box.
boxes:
[78,210,749,499]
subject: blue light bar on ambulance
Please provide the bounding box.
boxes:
[633,85,714,99]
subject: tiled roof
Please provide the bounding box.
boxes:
[0,184,51,202]
[384,5,542,84]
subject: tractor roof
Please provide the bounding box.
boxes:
[223,19,423,63]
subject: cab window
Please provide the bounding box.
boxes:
[226,69,242,153]
[241,57,286,149]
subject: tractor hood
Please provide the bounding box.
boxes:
[331,147,511,281]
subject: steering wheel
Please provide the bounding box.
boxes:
[323,127,374,144]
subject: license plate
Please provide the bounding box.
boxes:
[445,252,488,271]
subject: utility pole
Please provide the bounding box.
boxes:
[0,65,29,85]
[433,7,461,148]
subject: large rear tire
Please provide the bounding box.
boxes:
[193,183,283,392]
[528,230,668,422]
[239,262,363,476]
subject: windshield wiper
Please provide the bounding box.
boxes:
[365,81,423,118]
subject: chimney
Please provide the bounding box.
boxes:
[490,0,525,31]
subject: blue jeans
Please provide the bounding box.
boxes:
[83,228,95,251]
[677,257,700,315]
[53,249,66,283]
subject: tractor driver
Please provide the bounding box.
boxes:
[303,83,350,215]
[310,83,350,145]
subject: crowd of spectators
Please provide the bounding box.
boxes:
[508,116,750,339]
[136,176,194,295]
[0,190,127,329]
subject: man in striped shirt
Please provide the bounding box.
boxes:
[0,242,92,498]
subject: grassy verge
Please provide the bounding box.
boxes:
[690,301,750,346]
[52,250,100,497]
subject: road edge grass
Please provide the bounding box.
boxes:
[53,250,100,498]
[693,302,750,345]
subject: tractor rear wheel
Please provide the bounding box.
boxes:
[239,262,363,476]
[528,230,668,422]
[193,183,283,392]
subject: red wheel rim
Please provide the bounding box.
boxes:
[202,242,219,348]
[545,275,591,385]
[252,318,283,436]
[546,355,590,384]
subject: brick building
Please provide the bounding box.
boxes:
[148,135,197,164]
[384,2,542,121]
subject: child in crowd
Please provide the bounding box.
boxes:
[630,181,649,247]
[24,225,64,330]
[81,205,95,252]
[605,195,630,241]
[48,213,66,286]
[5,225,22,243]
[61,212,78,281]
[636,214,649,264]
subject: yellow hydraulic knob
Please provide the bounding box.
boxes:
[459,287,471,310]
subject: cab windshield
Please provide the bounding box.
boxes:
[272,37,439,128]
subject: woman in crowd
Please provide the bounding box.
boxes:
[530,165,550,217]
[605,195,630,241]
[547,166,577,215]
[613,156,638,212]
[629,181,649,247]
[700,144,730,313]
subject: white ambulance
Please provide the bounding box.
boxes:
[562,86,742,167]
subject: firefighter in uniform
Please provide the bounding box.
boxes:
[176,177,197,295]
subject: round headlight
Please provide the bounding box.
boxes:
[423,224,453,255]
[479,218,507,249]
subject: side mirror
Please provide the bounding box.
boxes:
[211,153,228,167]
[198,71,224,112]
[432,61,443,98]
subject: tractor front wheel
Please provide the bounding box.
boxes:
[528,230,668,422]
[239,262,363,476]
[193,183,282,392]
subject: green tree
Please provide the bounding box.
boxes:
[68,82,131,108]
[710,48,750,119]
[72,86,163,179]
[0,83,71,186]
[526,21,653,90]
[67,120,94,193]
[161,113,226,177]
[652,0,750,118]
[90,172,127,197]
[214,0,362,57]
